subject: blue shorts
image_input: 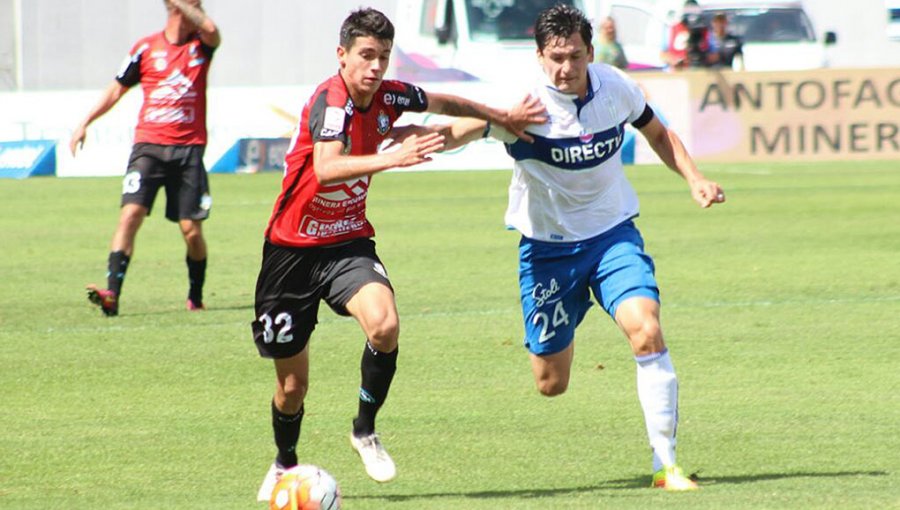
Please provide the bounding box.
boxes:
[518,220,659,356]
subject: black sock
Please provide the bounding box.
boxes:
[272,400,303,468]
[352,341,398,437]
[186,255,206,305]
[106,251,130,295]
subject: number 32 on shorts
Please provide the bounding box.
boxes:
[533,301,570,343]
[258,312,294,344]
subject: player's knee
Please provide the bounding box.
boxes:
[119,209,144,232]
[181,226,204,246]
[537,381,568,397]
[279,379,308,411]
[364,312,399,350]
[367,322,399,352]
[629,319,664,355]
[536,376,569,397]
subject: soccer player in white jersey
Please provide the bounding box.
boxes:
[437,4,725,491]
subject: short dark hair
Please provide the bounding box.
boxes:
[340,8,395,49]
[534,4,593,51]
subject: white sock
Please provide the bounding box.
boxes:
[635,348,678,472]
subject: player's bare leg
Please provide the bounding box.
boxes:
[179,218,207,310]
[345,282,399,352]
[86,204,146,316]
[345,282,399,482]
[258,348,310,501]
[529,342,575,396]
[274,347,310,421]
[616,296,697,490]
[110,203,147,255]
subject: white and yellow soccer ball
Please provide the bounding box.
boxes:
[269,464,342,510]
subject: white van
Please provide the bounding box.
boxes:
[393,0,837,79]
[393,0,599,83]
[603,0,837,71]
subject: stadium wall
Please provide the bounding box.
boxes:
[0,0,15,90]
[4,0,395,92]
[2,66,897,177]
[3,0,900,92]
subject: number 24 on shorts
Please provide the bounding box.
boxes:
[533,301,570,343]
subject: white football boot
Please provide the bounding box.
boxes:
[256,462,284,502]
[350,432,396,482]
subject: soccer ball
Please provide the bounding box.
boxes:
[269,464,342,510]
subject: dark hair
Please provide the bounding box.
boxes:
[534,4,593,51]
[340,8,395,49]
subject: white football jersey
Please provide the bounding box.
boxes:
[492,63,649,242]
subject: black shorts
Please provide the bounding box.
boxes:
[251,238,393,359]
[122,143,211,222]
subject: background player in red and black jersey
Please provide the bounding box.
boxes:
[70,0,221,317]
[253,7,546,499]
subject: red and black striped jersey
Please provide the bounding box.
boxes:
[265,74,428,248]
[116,32,215,146]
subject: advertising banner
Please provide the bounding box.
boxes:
[0,140,56,178]
[636,67,900,162]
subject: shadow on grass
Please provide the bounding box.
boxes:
[346,470,888,503]
[680,470,888,486]
[115,303,254,317]
[346,477,646,502]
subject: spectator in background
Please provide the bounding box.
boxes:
[596,16,628,69]
[662,0,714,69]
[70,0,220,316]
[710,12,744,70]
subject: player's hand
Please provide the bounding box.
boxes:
[690,178,725,208]
[393,131,446,168]
[70,125,87,156]
[500,94,547,143]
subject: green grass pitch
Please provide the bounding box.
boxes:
[0,161,898,509]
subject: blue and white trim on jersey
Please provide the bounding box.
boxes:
[506,121,627,171]
[492,63,652,243]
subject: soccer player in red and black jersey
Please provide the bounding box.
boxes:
[70,0,220,316]
[253,7,545,498]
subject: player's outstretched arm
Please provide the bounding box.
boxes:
[388,121,486,152]
[639,116,725,208]
[439,119,489,151]
[69,80,129,156]
[425,92,546,143]
[411,92,543,150]
[169,0,221,48]
[312,131,446,185]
